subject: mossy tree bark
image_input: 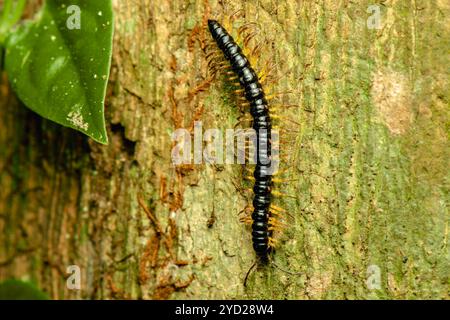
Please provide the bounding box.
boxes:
[0,0,448,299]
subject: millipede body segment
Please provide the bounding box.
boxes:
[208,19,273,262]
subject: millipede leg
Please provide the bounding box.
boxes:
[269,216,287,227]
[270,204,295,220]
[268,225,285,232]
[271,190,297,199]
[239,216,253,225]
[272,127,300,136]
[244,175,255,182]
[243,30,258,47]
[251,41,263,59]
[234,121,254,131]
[238,22,259,37]
[230,8,244,23]
[271,115,301,126]
[268,237,278,248]
[270,104,302,111]
[205,51,222,60]
[272,166,294,177]
[272,177,299,183]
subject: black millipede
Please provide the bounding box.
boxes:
[208,19,274,264]
[206,19,302,285]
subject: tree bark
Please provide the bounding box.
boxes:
[0,0,448,299]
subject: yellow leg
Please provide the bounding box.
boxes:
[240,216,253,225]
[269,209,283,217]
[270,104,302,111]
[218,63,231,69]
[266,90,294,101]
[272,177,299,183]
[272,126,300,136]
[272,190,297,199]
[270,204,286,213]
[271,115,300,126]
[270,204,295,220]
[268,237,278,248]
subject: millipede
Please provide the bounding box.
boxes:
[208,19,274,260]
[204,19,298,283]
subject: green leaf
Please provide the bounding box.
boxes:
[4,0,114,144]
[0,279,49,300]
